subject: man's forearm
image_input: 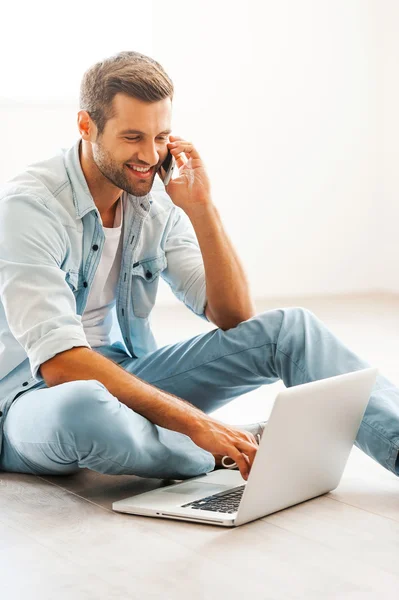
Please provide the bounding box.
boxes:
[185,201,256,329]
[40,346,207,435]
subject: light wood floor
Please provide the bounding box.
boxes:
[1,293,398,599]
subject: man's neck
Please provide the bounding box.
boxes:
[101,198,120,228]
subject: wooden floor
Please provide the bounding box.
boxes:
[1,293,398,599]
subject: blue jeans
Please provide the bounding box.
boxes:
[0,308,398,479]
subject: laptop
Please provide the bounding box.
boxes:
[112,367,378,527]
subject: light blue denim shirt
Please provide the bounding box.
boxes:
[0,138,208,454]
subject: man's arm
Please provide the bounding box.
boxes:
[40,347,259,480]
[40,346,207,435]
[0,193,91,381]
[187,202,256,330]
[165,136,256,330]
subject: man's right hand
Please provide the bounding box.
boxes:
[185,415,259,480]
[40,347,259,480]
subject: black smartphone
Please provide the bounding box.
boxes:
[159,149,175,185]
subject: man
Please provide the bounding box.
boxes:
[0,51,397,483]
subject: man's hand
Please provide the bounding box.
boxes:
[164,136,212,213]
[185,414,259,481]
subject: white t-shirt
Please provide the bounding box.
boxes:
[82,196,124,347]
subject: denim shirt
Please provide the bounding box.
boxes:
[0,138,208,454]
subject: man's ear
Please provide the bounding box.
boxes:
[77,110,98,142]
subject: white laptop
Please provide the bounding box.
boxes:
[112,368,378,527]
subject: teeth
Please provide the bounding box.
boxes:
[129,165,150,173]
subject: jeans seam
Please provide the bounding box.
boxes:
[276,347,307,380]
[363,418,399,446]
[276,308,308,380]
[360,419,398,446]
[388,444,399,473]
[150,341,276,383]
[359,420,399,474]
[151,341,307,384]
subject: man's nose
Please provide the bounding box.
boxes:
[137,142,159,166]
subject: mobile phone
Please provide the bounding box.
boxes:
[159,149,175,186]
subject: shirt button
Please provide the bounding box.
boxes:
[92,244,99,251]
[83,281,88,288]
[22,381,28,387]
[145,271,152,280]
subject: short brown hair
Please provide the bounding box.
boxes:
[79,50,174,136]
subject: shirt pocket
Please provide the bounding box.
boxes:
[131,253,167,318]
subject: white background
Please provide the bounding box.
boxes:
[0,0,397,303]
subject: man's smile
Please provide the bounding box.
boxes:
[125,164,154,179]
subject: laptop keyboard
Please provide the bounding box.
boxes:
[181,485,246,514]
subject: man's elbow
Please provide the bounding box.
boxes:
[40,346,91,387]
[206,305,256,330]
[218,314,254,330]
[40,354,67,387]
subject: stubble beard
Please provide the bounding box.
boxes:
[93,142,158,197]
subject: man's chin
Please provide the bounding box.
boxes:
[123,169,159,196]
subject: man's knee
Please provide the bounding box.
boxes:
[253,306,315,328]
[55,379,115,430]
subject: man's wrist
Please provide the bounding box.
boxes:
[182,198,216,221]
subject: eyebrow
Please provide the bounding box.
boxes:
[119,129,172,135]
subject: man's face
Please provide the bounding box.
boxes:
[89,93,172,197]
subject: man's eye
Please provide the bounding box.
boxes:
[124,137,167,142]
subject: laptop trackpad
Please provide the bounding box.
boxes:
[162,482,231,496]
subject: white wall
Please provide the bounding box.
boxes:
[0,0,393,304]
[153,0,380,301]
[375,0,399,293]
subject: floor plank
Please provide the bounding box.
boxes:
[0,519,135,599]
[329,447,399,522]
[1,472,398,599]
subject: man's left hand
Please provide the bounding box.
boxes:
[164,136,212,213]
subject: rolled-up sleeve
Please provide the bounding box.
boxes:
[0,194,90,381]
[161,204,209,321]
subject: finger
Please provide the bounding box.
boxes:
[237,439,258,467]
[169,148,189,165]
[174,153,186,169]
[229,448,251,480]
[243,431,258,445]
[167,136,184,150]
[235,428,258,447]
[169,141,201,161]
[240,430,259,447]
